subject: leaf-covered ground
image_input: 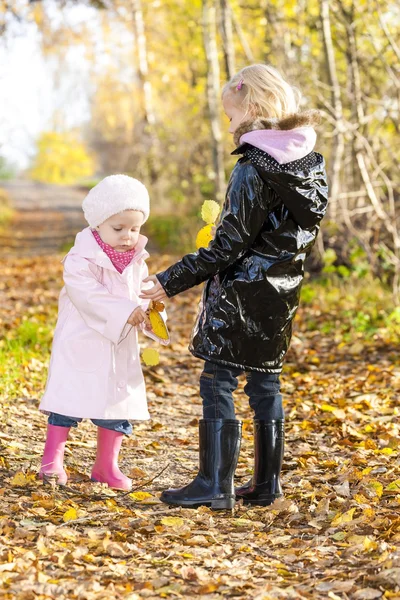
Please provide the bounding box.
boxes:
[1,252,400,600]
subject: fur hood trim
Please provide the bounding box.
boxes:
[233,110,321,147]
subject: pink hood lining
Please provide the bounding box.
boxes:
[240,126,317,165]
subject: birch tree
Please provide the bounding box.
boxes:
[202,0,225,202]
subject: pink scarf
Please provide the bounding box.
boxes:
[92,230,135,273]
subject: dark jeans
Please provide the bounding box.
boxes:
[200,361,284,421]
[48,412,132,435]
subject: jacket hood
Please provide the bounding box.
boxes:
[67,227,149,270]
[239,127,317,165]
[231,110,327,230]
[233,109,321,147]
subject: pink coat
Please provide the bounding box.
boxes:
[40,227,152,421]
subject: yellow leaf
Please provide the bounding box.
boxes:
[367,480,383,498]
[196,224,214,249]
[142,348,160,366]
[363,536,377,551]
[331,507,356,526]
[277,568,296,577]
[130,491,153,501]
[148,309,169,341]
[321,404,335,412]
[363,508,376,520]
[385,479,400,492]
[362,467,373,475]
[197,584,219,594]
[63,508,77,522]
[161,516,185,527]
[321,404,345,419]
[232,518,253,527]
[354,493,368,504]
[201,200,220,224]
[10,472,30,487]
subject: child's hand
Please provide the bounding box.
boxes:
[140,275,168,301]
[127,307,151,328]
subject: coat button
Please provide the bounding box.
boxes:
[117,380,126,388]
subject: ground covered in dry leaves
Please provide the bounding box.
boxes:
[0,253,400,600]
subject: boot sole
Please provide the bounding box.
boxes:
[39,473,67,486]
[161,495,235,510]
[237,494,282,507]
[91,477,132,492]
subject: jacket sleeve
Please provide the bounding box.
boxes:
[63,254,138,344]
[157,163,270,297]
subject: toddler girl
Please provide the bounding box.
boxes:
[142,64,328,509]
[39,174,159,491]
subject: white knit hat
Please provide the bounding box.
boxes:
[82,174,150,227]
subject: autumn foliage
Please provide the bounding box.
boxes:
[0,250,399,599]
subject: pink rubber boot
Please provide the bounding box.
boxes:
[39,425,70,485]
[90,427,132,491]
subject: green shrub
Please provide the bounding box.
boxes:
[143,214,197,253]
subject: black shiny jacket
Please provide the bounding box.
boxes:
[157,127,328,372]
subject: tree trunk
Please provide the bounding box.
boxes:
[130,0,160,184]
[202,0,225,202]
[131,0,155,127]
[219,0,235,80]
[319,0,345,222]
[230,7,255,63]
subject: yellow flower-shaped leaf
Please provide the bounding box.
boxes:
[196,224,214,250]
[201,200,220,225]
[142,348,160,366]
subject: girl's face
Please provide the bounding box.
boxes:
[223,93,248,136]
[96,210,144,252]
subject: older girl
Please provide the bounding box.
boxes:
[142,64,328,509]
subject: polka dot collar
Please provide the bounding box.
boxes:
[92,230,136,274]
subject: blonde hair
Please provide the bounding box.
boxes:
[222,64,301,120]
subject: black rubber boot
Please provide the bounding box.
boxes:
[160,419,242,510]
[236,419,284,506]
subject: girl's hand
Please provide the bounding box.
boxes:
[127,307,151,327]
[140,275,168,301]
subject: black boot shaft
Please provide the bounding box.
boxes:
[199,419,242,493]
[236,419,284,506]
[160,419,242,510]
[253,420,284,491]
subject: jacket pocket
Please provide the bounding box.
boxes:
[62,337,107,372]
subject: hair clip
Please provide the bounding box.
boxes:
[236,79,244,90]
